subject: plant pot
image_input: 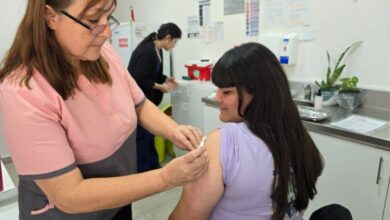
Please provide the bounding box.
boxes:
[320,89,338,106]
[335,90,367,109]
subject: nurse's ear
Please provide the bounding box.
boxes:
[164,34,172,41]
[44,5,58,30]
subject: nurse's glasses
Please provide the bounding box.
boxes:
[60,10,120,36]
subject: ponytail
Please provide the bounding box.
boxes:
[140,32,157,45]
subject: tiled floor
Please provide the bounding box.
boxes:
[133,187,181,220]
[3,156,182,220]
[133,155,182,220]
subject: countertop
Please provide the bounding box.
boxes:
[202,96,390,151]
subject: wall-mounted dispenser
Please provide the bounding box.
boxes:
[258,32,299,65]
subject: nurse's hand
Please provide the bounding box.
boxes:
[171,125,202,150]
[160,83,171,93]
[166,77,178,91]
[161,146,208,188]
[153,82,171,93]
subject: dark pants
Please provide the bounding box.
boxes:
[136,125,161,173]
[309,204,353,220]
[112,204,132,220]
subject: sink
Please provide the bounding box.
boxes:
[297,105,332,122]
[294,98,332,122]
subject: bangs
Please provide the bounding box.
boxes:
[211,56,235,88]
[80,0,116,17]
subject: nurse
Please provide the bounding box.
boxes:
[128,23,181,172]
[0,0,207,219]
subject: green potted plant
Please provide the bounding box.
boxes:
[315,41,362,103]
[335,76,367,109]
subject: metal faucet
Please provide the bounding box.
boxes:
[303,84,312,101]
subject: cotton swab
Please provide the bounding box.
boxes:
[198,136,207,148]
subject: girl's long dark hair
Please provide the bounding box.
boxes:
[140,22,181,45]
[212,42,323,220]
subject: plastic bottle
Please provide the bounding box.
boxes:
[314,90,323,110]
[303,84,312,101]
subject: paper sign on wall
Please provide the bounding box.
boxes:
[119,38,128,48]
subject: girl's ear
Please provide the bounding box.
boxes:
[45,5,58,30]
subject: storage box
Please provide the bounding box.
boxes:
[185,60,212,81]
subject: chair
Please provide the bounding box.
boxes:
[155,104,175,163]
[309,204,353,220]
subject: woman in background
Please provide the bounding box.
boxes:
[170,43,324,220]
[128,23,181,172]
[0,0,207,219]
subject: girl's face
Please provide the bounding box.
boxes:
[47,0,116,67]
[214,87,253,123]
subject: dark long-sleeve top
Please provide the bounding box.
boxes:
[128,41,167,105]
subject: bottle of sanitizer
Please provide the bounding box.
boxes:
[314,90,323,110]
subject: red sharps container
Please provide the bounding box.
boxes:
[184,60,213,81]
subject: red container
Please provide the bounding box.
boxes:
[185,62,212,81]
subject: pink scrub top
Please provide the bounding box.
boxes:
[0,43,145,219]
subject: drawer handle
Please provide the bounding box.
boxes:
[376,156,383,185]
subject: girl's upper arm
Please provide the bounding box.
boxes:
[170,129,224,220]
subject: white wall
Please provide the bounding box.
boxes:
[116,0,390,91]
[0,0,26,158]
[0,0,26,62]
[1,1,390,155]
[124,0,256,79]
[2,2,389,90]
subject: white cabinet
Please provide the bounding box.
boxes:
[203,103,224,134]
[171,81,216,155]
[172,81,216,132]
[381,154,390,220]
[171,85,189,125]
[305,132,390,220]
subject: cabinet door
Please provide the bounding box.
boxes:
[171,86,189,125]
[172,99,188,125]
[203,104,224,134]
[187,87,215,133]
[381,154,390,220]
[305,132,388,220]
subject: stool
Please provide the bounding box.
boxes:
[155,104,176,164]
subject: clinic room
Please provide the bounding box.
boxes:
[0,0,389,219]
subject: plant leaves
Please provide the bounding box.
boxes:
[329,64,346,86]
[339,76,360,91]
[319,41,362,89]
[326,51,331,83]
[334,41,362,71]
[351,76,359,84]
